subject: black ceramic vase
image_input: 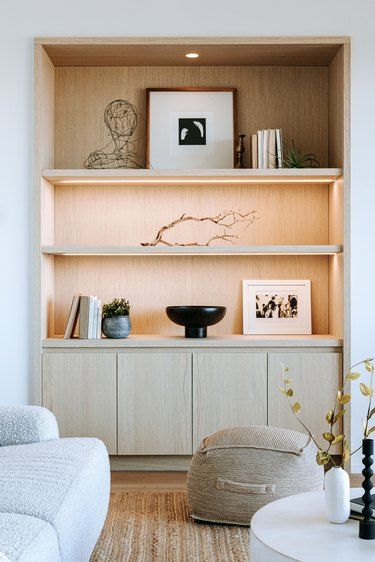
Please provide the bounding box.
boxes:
[359,438,375,540]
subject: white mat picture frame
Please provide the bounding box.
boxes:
[243,279,312,335]
[146,88,236,169]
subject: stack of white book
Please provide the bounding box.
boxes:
[251,129,283,169]
[64,295,102,339]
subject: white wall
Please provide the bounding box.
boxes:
[0,0,374,471]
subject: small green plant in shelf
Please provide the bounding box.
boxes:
[102,298,130,317]
[102,298,131,339]
[282,141,320,168]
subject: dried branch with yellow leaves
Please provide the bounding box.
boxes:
[279,357,374,468]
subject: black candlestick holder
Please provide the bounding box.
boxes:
[235,134,246,168]
[359,438,375,540]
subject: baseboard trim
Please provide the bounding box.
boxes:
[110,455,192,471]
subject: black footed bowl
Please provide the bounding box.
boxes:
[166,306,227,338]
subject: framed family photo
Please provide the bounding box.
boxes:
[243,280,312,335]
[146,88,236,169]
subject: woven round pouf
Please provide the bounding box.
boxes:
[187,425,323,526]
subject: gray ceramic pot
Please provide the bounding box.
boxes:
[102,315,131,339]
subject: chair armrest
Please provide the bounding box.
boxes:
[0,406,59,446]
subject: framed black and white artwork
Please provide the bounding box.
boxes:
[146,88,236,169]
[242,280,312,335]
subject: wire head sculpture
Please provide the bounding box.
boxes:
[105,100,138,138]
[84,99,147,169]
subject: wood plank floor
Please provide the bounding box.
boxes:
[111,471,187,491]
[111,471,363,491]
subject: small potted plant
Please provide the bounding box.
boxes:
[102,298,131,339]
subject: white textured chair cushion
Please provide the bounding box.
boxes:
[0,437,110,561]
[0,513,60,562]
[0,407,59,447]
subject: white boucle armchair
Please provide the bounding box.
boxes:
[0,406,110,562]
[0,406,59,447]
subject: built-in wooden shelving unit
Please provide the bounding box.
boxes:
[35,36,350,467]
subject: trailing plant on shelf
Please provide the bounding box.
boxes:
[102,298,131,339]
[281,141,320,168]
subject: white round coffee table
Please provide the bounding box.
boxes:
[249,489,374,561]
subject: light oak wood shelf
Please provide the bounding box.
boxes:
[42,334,343,349]
[41,244,343,256]
[43,168,343,186]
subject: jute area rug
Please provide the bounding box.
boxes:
[91,491,249,562]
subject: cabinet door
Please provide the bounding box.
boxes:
[268,353,342,441]
[118,352,192,455]
[43,352,117,454]
[193,352,267,449]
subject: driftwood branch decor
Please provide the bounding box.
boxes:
[141,210,258,247]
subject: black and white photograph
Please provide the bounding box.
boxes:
[147,88,236,169]
[243,280,311,335]
[256,294,298,319]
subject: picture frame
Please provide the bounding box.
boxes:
[146,88,237,169]
[242,280,312,335]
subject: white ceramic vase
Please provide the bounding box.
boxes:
[324,466,350,524]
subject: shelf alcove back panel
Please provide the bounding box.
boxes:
[52,255,329,336]
[54,66,328,169]
[54,184,328,246]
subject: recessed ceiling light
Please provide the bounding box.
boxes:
[185,52,199,59]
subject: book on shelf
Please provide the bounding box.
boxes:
[257,130,263,169]
[252,128,283,169]
[64,295,81,339]
[88,296,97,339]
[268,129,276,169]
[79,296,91,339]
[251,134,258,168]
[95,300,102,339]
[262,129,269,168]
[64,295,102,339]
[276,129,283,168]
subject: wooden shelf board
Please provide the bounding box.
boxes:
[41,245,343,256]
[43,334,343,349]
[43,168,343,186]
[35,37,348,67]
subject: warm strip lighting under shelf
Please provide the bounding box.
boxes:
[55,177,338,186]
[50,252,343,256]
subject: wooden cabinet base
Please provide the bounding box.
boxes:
[43,348,342,460]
